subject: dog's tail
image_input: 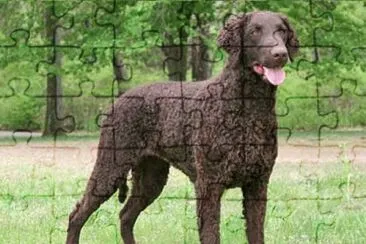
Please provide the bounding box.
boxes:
[118,179,129,203]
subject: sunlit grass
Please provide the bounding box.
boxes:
[1,158,365,243]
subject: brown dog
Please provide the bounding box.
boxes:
[66,11,299,244]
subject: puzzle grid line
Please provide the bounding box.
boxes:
[1,0,366,243]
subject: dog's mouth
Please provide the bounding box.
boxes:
[252,63,286,86]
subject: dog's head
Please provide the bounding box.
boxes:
[217,11,299,86]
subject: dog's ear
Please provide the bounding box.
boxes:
[217,13,251,55]
[280,15,300,61]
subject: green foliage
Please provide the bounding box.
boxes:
[0,94,42,130]
[0,1,366,131]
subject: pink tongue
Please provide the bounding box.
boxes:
[263,67,286,86]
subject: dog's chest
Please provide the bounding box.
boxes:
[196,141,277,186]
[191,97,278,185]
[196,97,277,145]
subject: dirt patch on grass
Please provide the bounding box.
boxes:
[1,137,365,168]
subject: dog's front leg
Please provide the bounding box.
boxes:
[195,182,224,244]
[242,180,269,244]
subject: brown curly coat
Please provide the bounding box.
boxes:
[66,11,299,244]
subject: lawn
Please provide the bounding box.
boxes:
[0,138,366,244]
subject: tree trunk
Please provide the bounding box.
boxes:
[191,15,212,81]
[113,50,126,96]
[191,37,212,81]
[42,4,64,136]
[161,27,189,81]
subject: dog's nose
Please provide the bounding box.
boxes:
[271,47,288,61]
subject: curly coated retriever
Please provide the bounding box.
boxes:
[66,11,299,244]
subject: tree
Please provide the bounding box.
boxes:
[148,1,194,81]
[113,50,126,95]
[149,1,218,81]
[191,17,211,81]
[42,2,65,136]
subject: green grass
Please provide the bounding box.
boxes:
[1,158,366,243]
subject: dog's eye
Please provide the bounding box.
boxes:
[277,28,287,36]
[251,26,262,36]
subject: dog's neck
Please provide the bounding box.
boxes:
[218,59,277,100]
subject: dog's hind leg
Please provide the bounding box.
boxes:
[66,177,120,244]
[120,156,169,244]
[66,138,131,244]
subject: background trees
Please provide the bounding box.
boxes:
[0,0,365,133]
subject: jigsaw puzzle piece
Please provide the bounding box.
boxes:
[2,52,76,98]
[277,101,341,162]
[151,97,202,163]
[139,2,220,81]
[52,0,114,48]
[0,87,78,166]
[0,1,46,46]
[1,1,83,87]
[309,0,336,40]
[0,30,58,98]
[351,144,366,164]
[0,78,41,134]
[79,47,133,97]
[154,97,202,146]
[278,94,337,136]
[277,52,344,152]
[34,45,131,98]
[96,95,161,153]
[0,2,131,98]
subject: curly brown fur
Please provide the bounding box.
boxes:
[66,11,299,244]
